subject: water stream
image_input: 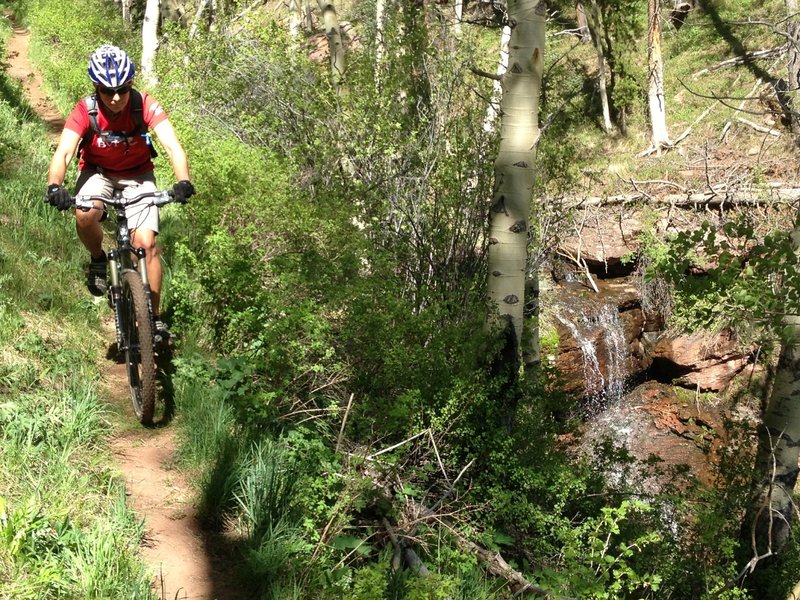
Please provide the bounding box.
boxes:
[554,301,629,411]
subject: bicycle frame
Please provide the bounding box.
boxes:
[74,189,174,352]
[106,194,155,350]
[72,188,177,425]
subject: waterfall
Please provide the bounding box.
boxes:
[555,302,629,410]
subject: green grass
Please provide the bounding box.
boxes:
[0,19,159,599]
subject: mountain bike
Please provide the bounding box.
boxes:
[70,189,183,425]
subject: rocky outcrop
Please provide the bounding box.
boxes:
[646,330,753,391]
[548,279,753,399]
[549,280,645,400]
[558,211,645,277]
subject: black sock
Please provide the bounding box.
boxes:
[91,250,107,263]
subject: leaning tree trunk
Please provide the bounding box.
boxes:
[647,0,670,152]
[375,0,386,83]
[289,0,301,38]
[141,0,160,86]
[317,0,346,88]
[486,0,546,375]
[586,1,613,133]
[576,2,591,42]
[785,0,800,143]
[744,211,800,560]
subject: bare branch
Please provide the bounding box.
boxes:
[691,45,788,77]
[470,65,503,81]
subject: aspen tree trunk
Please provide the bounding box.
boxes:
[587,1,613,133]
[486,0,545,370]
[141,0,160,86]
[576,2,590,42]
[375,0,386,79]
[483,24,511,133]
[188,0,208,39]
[454,0,463,35]
[647,0,670,151]
[745,211,800,557]
[289,0,301,38]
[317,0,346,86]
[304,0,314,32]
[122,0,133,24]
[785,0,800,141]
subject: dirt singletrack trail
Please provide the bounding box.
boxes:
[5,19,226,599]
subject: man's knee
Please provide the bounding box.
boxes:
[135,231,159,254]
[75,208,102,228]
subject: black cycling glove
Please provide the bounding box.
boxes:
[46,184,72,211]
[172,180,195,204]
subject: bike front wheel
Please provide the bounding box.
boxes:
[120,270,156,425]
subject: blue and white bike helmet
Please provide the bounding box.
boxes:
[88,45,135,87]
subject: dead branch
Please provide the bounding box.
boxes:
[721,76,761,143]
[673,101,718,146]
[366,430,427,460]
[637,141,674,158]
[382,518,431,576]
[406,498,557,598]
[736,116,782,136]
[553,184,800,208]
[692,45,788,78]
[470,65,503,81]
[788,579,800,600]
[335,393,355,453]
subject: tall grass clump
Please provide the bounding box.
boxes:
[0,32,157,597]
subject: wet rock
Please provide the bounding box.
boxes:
[550,279,647,400]
[579,381,727,488]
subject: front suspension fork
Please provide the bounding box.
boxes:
[108,248,154,350]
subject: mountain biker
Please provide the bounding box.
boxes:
[46,44,195,342]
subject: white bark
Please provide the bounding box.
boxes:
[289,0,301,38]
[303,0,314,32]
[587,1,613,133]
[375,0,386,77]
[189,0,209,39]
[647,0,671,151]
[483,25,511,133]
[122,0,133,24]
[141,0,160,86]
[454,0,463,35]
[576,2,590,42]
[486,0,545,361]
[317,0,346,85]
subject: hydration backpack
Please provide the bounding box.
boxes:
[78,89,158,159]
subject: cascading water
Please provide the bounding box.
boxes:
[554,301,629,411]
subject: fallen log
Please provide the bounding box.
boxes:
[549,185,800,209]
[405,499,561,598]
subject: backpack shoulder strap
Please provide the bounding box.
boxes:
[78,95,99,157]
[129,89,147,135]
[83,94,99,130]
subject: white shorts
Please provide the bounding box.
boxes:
[75,169,160,233]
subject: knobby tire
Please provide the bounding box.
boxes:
[121,270,156,425]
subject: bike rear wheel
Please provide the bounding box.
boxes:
[120,270,156,425]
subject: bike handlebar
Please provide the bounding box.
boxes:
[71,190,180,211]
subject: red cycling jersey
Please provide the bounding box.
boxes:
[65,91,169,178]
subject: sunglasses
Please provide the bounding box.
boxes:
[96,85,132,96]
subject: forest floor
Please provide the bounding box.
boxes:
[5,21,230,600]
